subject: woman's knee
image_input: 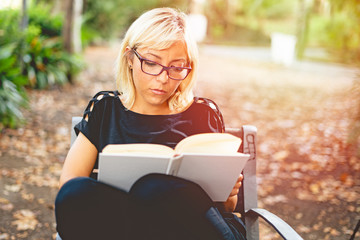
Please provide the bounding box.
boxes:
[130,173,213,211]
[55,177,96,211]
[130,174,191,199]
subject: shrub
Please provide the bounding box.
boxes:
[0,9,21,45]
[0,5,84,129]
[0,43,28,130]
[24,33,84,89]
[81,0,188,42]
[28,4,63,37]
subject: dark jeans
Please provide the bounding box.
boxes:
[55,174,246,240]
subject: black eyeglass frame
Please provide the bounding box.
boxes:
[132,49,192,81]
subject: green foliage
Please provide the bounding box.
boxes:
[0,44,28,130]
[306,1,360,64]
[325,14,360,63]
[0,10,27,129]
[81,0,188,42]
[324,13,358,49]
[242,0,296,19]
[205,0,275,45]
[80,23,101,47]
[0,9,21,45]
[28,4,63,37]
[23,35,84,89]
[0,5,84,129]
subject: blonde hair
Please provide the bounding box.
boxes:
[115,8,199,111]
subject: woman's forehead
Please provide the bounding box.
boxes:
[139,41,188,58]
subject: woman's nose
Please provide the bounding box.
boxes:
[156,70,169,84]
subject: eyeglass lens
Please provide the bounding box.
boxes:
[141,60,189,80]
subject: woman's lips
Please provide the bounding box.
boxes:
[151,89,167,95]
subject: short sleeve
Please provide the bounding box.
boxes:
[74,91,118,150]
[194,97,225,133]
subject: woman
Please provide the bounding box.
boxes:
[55,7,246,240]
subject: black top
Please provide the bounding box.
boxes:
[75,90,225,169]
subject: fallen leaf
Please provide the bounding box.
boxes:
[21,193,34,202]
[11,209,38,231]
[4,184,21,193]
[330,228,340,236]
[15,232,28,239]
[262,194,288,205]
[273,150,289,161]
[340,173,348,183]
[0,203,14,211]
[313,223,322,231]
[297,225,311,233]
[348,205,356,212]
[0,198,10,204]
[310,183,320,194]
[0,233,9,240]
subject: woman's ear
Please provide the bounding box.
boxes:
[125,47,134,68]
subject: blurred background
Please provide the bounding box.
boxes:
[0,0,359,239]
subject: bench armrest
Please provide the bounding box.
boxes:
[246,208,303,240]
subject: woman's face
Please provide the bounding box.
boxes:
[129,41,189,114]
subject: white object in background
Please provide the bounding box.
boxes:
[187,14,208,43]
[271,33,297,66]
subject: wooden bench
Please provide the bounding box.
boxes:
[56,117,303,240]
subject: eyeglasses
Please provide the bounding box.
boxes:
[132,49,192,81]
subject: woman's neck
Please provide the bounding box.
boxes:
[120,96,194,115]
[131,104,174,115]
[121,98,174,115]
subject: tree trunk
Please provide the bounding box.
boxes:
[72,0,83,53]
[62,0,83,54]
[52,0,63,15]
[20,0,28,30]
[224,0,237,38]
[62,0,83,83]
[296,0,312,59]
[19,0,28,73]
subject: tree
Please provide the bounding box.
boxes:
[19,0,28,72]
[204,0,239,40]
[20,0,28,30]
[62,0,83,54]
[296,0,312,59]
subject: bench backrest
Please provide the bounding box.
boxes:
[225,126,259,239]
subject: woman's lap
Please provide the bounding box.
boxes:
[55,177,137,239]
[55,174,246,240]
[130,174,224,239]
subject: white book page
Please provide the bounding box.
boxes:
[102,144,174,157]
[174,133,241,154]
[98,154,171,192]
[176,153,249,201]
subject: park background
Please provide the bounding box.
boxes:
[0,0,359,239]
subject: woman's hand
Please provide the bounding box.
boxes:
[222,174,243,212]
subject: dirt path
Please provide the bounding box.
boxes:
[0,44,359,240]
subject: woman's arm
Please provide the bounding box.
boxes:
[59,132,98,188]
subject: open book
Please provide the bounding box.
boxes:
[98,133,250,201]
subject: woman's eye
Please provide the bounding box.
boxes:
[170,63,185,68]
[172,67,184,73]
[144,61,157,67]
